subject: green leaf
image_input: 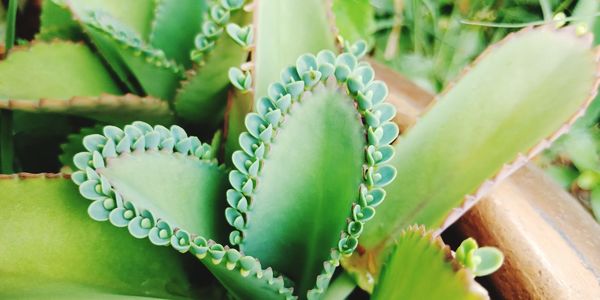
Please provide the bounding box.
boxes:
[67,0,156,40]
[77,11,182,100]
[71,121,294,299]
[60,124,105,171]
[227,51,399,298]
[4,0,17,53]
[197,243,295,300]
[226,23,254,49]
[455,238,479,270]
[224,0,336,164]
[544,165,578,190]
[174,30,247,123]
[361,26,600,248]
[471,247,504,277]
[37,0,84,41]
[371,226,485,300]
[173,6,249,123]
[571,93,600,129]
[0,174,197,298]
[253,0,335,101]
[572,0,600,45]
[149,0,208,68]
[1,94,174,125]
[0,41,121,101]
[0,5,5,45]
[4,283,169,299]
[455,238,504,277]
[72,121,229,244]
[557,127,600,173]
[322,272,357,300]
[576,170,600,190]
[332,0,376,46]
[238,89,365,296]
[99,151,227,238]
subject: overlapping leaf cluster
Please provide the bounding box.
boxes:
[0,1,599,299]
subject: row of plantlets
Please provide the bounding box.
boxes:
[1,0,599,299]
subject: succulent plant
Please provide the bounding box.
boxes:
[343,24,600,293]
[1,0,600,299]
[1,0,249,128]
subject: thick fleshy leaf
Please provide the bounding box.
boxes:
[72,122,229,244]
[239,90,365,296]
[174,9,249,123]
[543,164,579,190]
[0,42,159,132]
[572,0,600,45]
[331,0,375,46]
[37,0,84,41]
[455,238,504,277]
[361,26,600,248]
[227,50,398,298]
[60,125,105,171]
[149,0,208,67]
[227,23,254,49]
[71,122,296,299]
[372,226,485,300]
[75,10,182,100]
[195,242,295,300]
[0,41,120,101]
[0,174,197,298]
[98,150,226,240]
[253,0,335,101]
[471,247,504,277]
[224,0,335,161]
[3,283,177,299]
[553,127,600,173]
[37,4,131,95]
[67,0,156,40]
[1,93,174,125]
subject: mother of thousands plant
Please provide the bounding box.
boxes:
[1,0,599,299]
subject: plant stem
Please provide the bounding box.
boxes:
[5,0,18,54]
[555,0,575,13]
[539,0,553,21]
[0,110,13,173]
[322,272,356,300]
[1,0,18,174]
[460,13,600,28]
[383,0,404,60]
[412,0,424,55]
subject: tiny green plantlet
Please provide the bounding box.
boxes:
[2,1,600,299]
[455,238,504,277]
